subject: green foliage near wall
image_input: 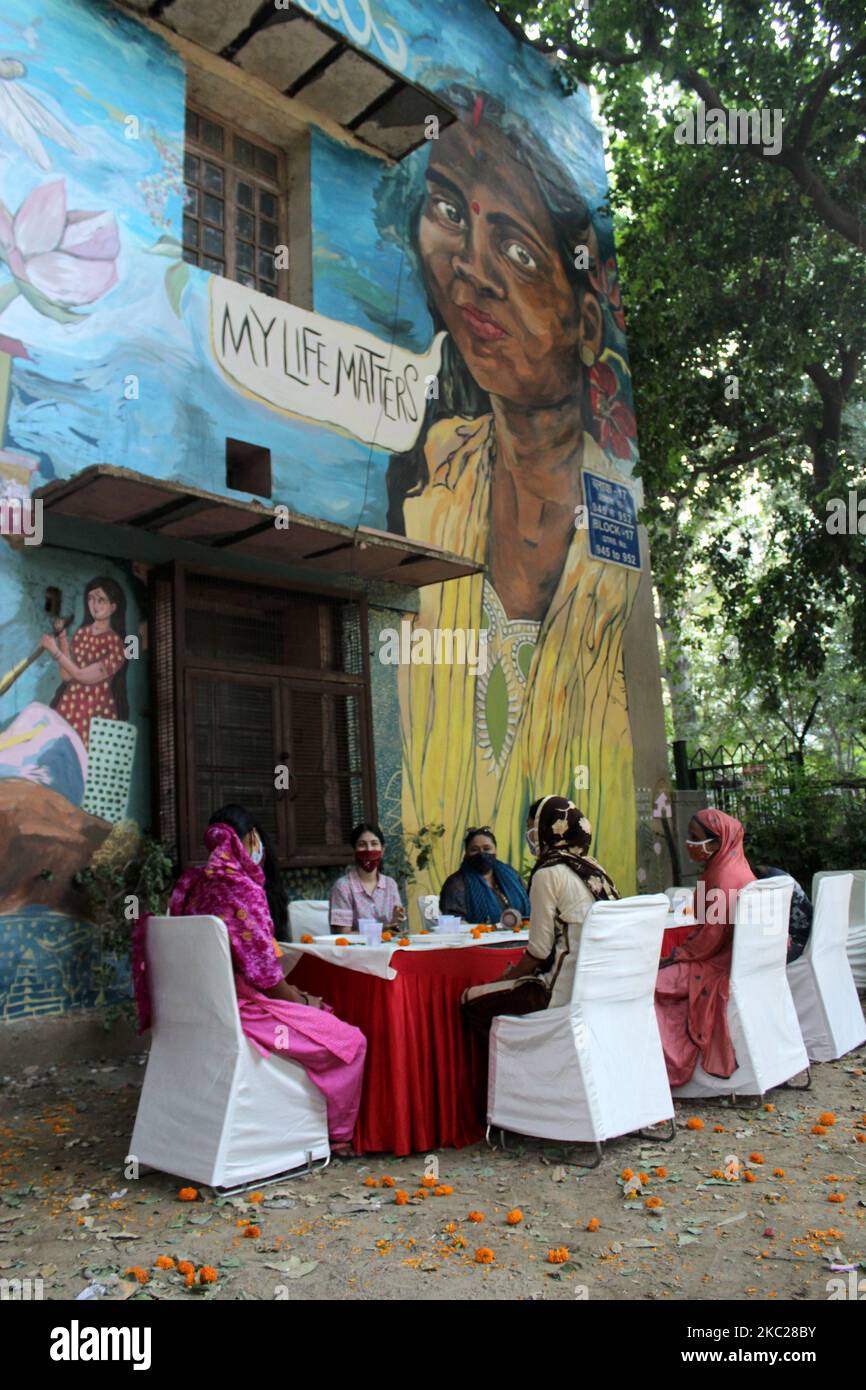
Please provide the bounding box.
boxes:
[738,777,866,893]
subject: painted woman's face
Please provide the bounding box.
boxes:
[419,120,596,408]
[87,587,116,622]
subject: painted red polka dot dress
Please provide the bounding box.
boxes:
[54,628,125,749]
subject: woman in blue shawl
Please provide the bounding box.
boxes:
[438,826,530,924]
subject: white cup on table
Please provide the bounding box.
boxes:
[358,918,382,946]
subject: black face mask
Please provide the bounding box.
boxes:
[465,851,496,874]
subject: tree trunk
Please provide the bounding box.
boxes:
[657,591,700,743]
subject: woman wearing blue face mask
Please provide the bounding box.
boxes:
[438,826,530,924]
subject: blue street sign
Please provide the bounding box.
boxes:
[583,469,641,570]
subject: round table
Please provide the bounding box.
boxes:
[289,945,524,1156]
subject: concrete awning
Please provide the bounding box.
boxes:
[35,465,482,588]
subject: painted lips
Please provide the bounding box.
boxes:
[458,303,508,341]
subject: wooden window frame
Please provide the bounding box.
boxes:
[149,561,377,869]
[183,102,290,299]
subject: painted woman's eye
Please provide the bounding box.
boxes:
[504,241,537,271]
[433,197,465,229]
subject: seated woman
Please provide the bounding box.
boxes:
[655,808,754,1087]
[462,796,619,1025]
[749,860,813,963]
[438,826,531,925]
[135,803,367,1152]
[328,822,406,934]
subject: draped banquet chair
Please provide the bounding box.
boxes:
[788,873,866,1062]
[129,916,330,1194]
[672,877,810,1101]
[486,894,674,1164]
[287,899,330,941]
[812,869,866,993]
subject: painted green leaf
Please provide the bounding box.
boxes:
[484,660,509,762]
[165,260,189,317]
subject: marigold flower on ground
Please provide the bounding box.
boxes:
[772,1169,785,1178]
[300,934,314,944]
[828,1193,845,1203]
[335,937,350,946]
[468,1211,485,1222]
[856,1133,866,1143]
[825,1174,840,1182]
[749,1153,764,1164]
[475,1248,495,1264]
[199,1266,218,1284]
[177,1260,194,1276]
[395,1190,409,1205]
[380,1176,395,1187]
[687,1118,704,1130]
[178,1187,198,1201]
[420,1175,437,1188]
[434,1184,453,1196]
[655,1167,668,1179]
[445,1221,457,1234]
[621,1168,634,1181]
[184,1270,195,1287]
[744,1171,756,1183]
[644,1196,663,1210]
[638,1172,650,1184]
[363,1177,378,1187]
[506,1209,523,1225]
[764,1103,775,1112]
[248,1191,263,1203]
[154,1255,175,1270]
[125,1266,149,1284]
[414,1189,428,1198]
[710,1169,724,1179]
[811,1125,828,1135]
[243,1224,261,1239]
[547,1247,569,1263]
[818,1112,836,1126]
[587,1217,600,1231]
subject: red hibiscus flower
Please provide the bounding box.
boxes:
[589,361,637,460]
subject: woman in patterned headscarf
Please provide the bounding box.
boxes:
[462,794,619,1026]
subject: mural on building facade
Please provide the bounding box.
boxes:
[0,0,644,1016]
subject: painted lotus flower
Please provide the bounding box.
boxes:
[589,361,638,461]
[0,180,119,308]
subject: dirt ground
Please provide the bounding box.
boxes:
[1,1049,864,1302]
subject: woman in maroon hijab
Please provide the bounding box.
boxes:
[655,808,755,1086]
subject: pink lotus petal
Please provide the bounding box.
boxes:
[0,335,31,359]
[24,250,117,305]
[60,209,120,261]
[13,180,66,258]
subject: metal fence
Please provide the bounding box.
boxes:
[675,736,866,826]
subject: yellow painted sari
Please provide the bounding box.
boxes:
[398,413,638,908]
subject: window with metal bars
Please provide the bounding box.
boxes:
[149,565,375,868]
[182,107,288,297]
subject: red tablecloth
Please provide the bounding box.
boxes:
[662,923,696,957]
[289,946,524,1156]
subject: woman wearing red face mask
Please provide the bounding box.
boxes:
[654,809,755,1087]
[329,822,406,935]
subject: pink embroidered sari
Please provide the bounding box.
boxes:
[133,824,366,1143]
[655,809,755,1086]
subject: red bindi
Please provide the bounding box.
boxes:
[471,200,481,215]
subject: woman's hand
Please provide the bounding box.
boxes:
[40,634,60,659]
[387,906,407,929]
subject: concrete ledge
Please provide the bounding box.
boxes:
[0,1010,147,1069]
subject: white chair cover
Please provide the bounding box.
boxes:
[487,894,673,1143]
[812,870,866,991]
[287,899,330,942]
[674,878,808,1098]
[789,874,866,1060]
[129,916,329,1188]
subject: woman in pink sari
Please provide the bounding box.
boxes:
[134,805,366,1151]
[655,809,755,1086]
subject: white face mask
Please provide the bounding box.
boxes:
[248,835,264,865]
[525,827,539,857]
